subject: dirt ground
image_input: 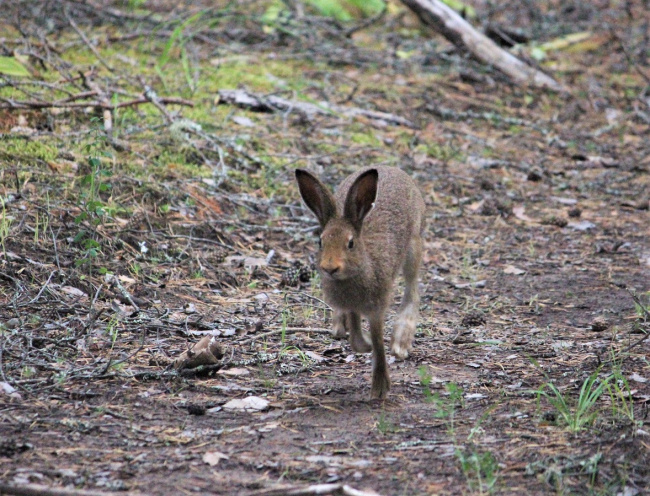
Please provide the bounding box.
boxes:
[1,1,649,495]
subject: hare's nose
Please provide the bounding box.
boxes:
[323,266,339,276]
[321,259,340,276]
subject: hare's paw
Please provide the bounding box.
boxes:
[390,339,411,360]
[350,330,372,353]
[392,305,418,359]
[370,370,391,400]
[331,310,348,338]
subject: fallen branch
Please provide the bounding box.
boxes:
[0,482,126,496]
[400,0,566,91]
[218,89,416,128]
[0,94,193,110]
[248,482,382,496]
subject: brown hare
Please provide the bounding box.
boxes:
[295,166,425,399]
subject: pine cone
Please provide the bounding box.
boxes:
[281,261,313,287]
[461,310,486,328]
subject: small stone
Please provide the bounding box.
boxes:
[480,198,512,217]
[567,207,582,218]
[527,168,543,181]
[478,177,494,190]
[541,215,568,228]
[187,404,206,416]
[590,317,609,332]
[5,318,20,329]
[543,411,556,422]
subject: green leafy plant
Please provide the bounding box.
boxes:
[156,12,204,93]
[537,369,609,432]
[73,119,113,272]
[304,0,385,21]
[376,411,396,435]
[456,448,499,495]
[0,197,13,259]
[419,366,464,424]
[0,56,30,77]
[605,352,637,425]
[33,207,49,245]
[279,345,310,367]
[633,291,650,320]
[106,315,120,348]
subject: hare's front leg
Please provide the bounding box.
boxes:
[369,312,390,399]
[347,312,372,353]
[333,310,371,352]
[392,235,422,359]
[331,309,349,338]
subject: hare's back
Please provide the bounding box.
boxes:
[336,166,424,236]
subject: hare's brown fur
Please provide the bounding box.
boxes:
[295,166,425,399]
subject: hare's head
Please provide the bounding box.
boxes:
[295,168,378,281]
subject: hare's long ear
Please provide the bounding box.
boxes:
[344,169,378,231]
[295,169,337,227]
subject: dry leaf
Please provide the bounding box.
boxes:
[218,367,250,377]
[503,265,526,275]
[223,396,269,412]
[629,373,647,384]
[512,205,535,223]
[173,335,224,370]
[203,451,229,466]
[568,220,596,231]
[60,286,88,298]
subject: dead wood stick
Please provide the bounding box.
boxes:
[79,73,113,136]
[218,89,416,128]
[0,95,193,110]
[0,482,129,496]
[248,483,381,496]
[237,327,332,345]
[139,78,174,124]
[400,0,566,92]
[105,274,140,312]
[64,8,114,73]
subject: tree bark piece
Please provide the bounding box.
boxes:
[217,89,416,128]
[400,0,566,92]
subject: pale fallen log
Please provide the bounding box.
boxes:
[249,482,382,496]
[217,89,416,128]
[400,0,566,92]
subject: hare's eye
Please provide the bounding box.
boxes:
[317,237,322,249]
[347,238,354,249]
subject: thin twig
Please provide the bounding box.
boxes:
[237,327,332,345]
[28,270,56,304]
[64,8,114,72]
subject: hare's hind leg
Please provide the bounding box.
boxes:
[391,234,422,359]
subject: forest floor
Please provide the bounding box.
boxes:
[1,1,649,495]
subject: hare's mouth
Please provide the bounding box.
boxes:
[321,270,347,281]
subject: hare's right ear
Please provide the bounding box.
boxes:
[295,169,337,227]
[344,169,378,231]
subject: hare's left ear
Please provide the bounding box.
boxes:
[344,169,378,231]
[295,169,337,228]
